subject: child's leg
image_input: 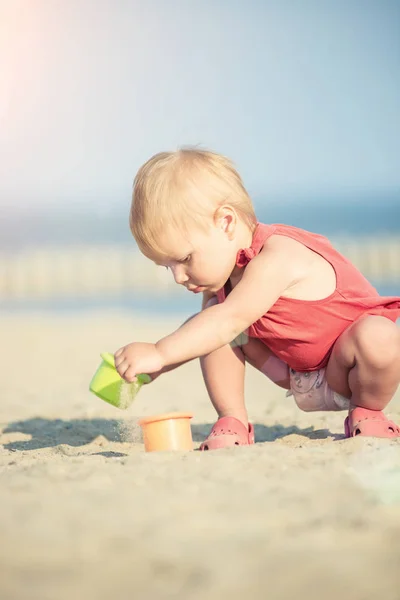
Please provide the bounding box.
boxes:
[200,297,290,428]
[199,337,291,450]
[200,342,247,425]
[326,315,400,436]
[326,316,400,410]
[200,336,290,427]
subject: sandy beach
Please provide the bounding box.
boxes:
[1,310,399,600]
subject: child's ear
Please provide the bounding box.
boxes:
[214,206,236,239]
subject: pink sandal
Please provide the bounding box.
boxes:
[344,407,400,438]
[199,417,255,451]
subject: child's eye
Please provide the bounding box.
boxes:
[181,255,191,263]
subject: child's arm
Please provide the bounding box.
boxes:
[115,239,303,382]
[156,239,302,366]
[141,292,217,380]
[114,292,218,382]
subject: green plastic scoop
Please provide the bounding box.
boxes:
[89,352,151,409]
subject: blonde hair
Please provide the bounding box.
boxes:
[130,147,257,258]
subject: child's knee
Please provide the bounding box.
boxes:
[352,316,400,370]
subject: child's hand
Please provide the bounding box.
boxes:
[114,342,165,383]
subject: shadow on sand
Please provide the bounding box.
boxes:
[191,422,342,443]
[1,417,342,452]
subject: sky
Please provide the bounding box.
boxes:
[0,0,399,210]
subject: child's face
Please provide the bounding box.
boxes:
[151,218,238,294]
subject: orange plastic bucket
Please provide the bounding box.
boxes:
[138,412,193,452]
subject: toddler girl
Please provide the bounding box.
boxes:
[115,149,400,450]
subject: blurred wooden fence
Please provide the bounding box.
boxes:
[0,237,399,300]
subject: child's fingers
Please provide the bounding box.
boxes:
[115,359,138,383]
[116,359,129,377]
[114,353,126,368]
[114,348,124,358]
[123,367,138,383]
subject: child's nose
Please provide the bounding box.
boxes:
[172,265,188,285]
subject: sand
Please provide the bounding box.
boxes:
[1,311,399,600]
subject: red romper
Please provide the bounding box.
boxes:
[217,223,400,372]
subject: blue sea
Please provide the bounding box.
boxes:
[2,280,399,317]
[1,193,399,252]
[1,193,399,313]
